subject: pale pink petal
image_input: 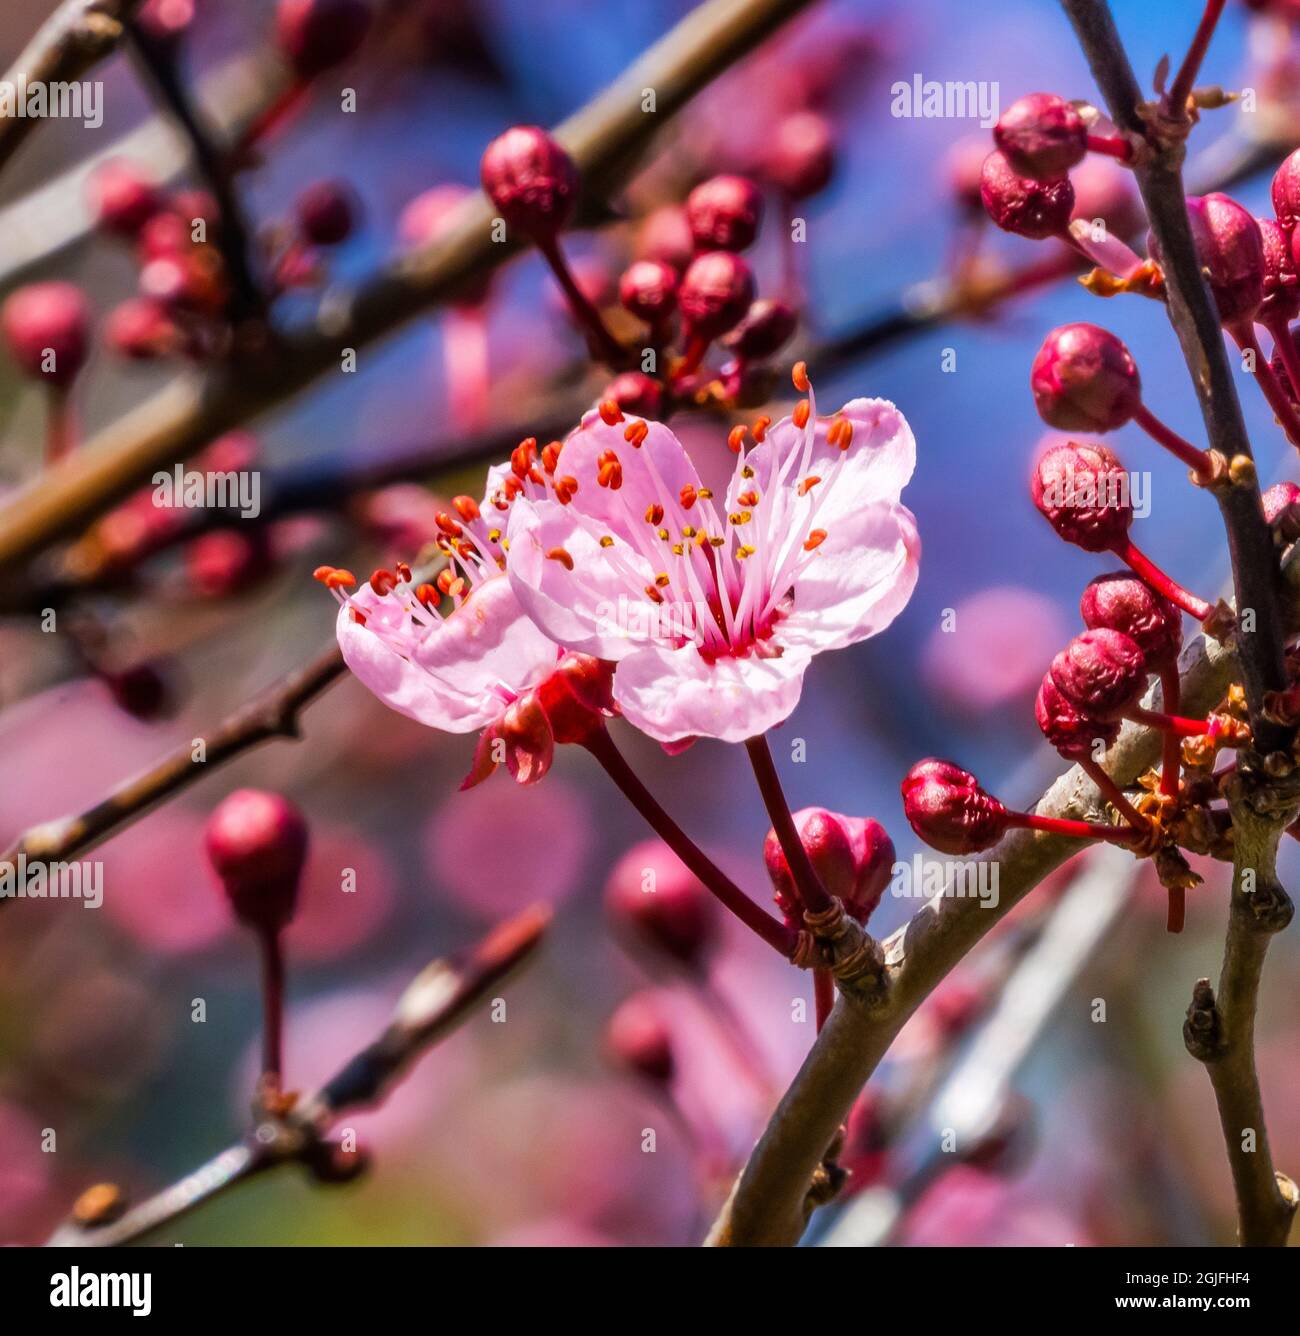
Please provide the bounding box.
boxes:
[506,497,669,660]
[778,501,921,653]
[612,642,811,744]
[337,575,556,733]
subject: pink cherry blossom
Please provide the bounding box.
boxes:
[503,377,920,743]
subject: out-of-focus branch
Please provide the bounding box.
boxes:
[0,0,814,576]
[0,641,344,881]
[0,0,143,178]
[46,906,550,1247]
[706,622,1243,1246]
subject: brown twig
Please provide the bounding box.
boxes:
[0,0,143,178]
[0,0,814,576]
[45,905,550,1247]
[0,641,344,881]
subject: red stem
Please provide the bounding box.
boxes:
[744,735,833,916]
[1085,131,1133,161]
[813,968,834,1033]
[584,728,796,956]
[258,927,285,1086]
[675,330,709,381]
[235,80,310,157]
[1004,810,1140,845]
[1131,401,1212,476]
[1079,755,1147,828]
[536,235,625,367]
[1110,536,1212,620]
[1232,323,1300,448]
[46,385,75,463]
[1263,314,1300,425]
[1127,705,1210,737]
[1166,0,1228,119]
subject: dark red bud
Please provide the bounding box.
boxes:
[1149,194,1263,326]
[480,125,579,238]
[104,297,178,360]
[1030,323,1141,432]
[185,530,274,599]
[276,0,372,80]
[1080,572,1182,671]
[536,652,614,745]
[901,759,1010,856]
[605,845,719,969]
[606,993,675,1084]
[1259,215,1300,324]
[720,298,798,360]
[205,789,309,932]
[1263,480,1300,542]
[678,250,754,340]
[1034,673,1120,758]
[1272,147,1300,233]
[498,692,555,785]
[763,808,856,919]
[994,92,1087,182]
[765,111,835,199]
[1049,627,1147,721]
[685,174,763,252]
[601,371,665,419]
[979,149,1074,239]
[1,282,90,386]
[1031,441,1132,551]
[87,159,162,237]
[294,179,357,246]
[618,259,678,324]
[104,660,175,721]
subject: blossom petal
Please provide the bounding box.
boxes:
[612,643,811,744]
[337,576,556,733]
[506,497,675,660]
[780,501,921,653]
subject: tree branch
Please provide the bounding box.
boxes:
[45,905,550,1247]
[0,0,814,577]
[0,0,143,178]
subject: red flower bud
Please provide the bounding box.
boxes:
[205,789,309,932]
[901,759,1010,856]
[1272,147,1300,233]
[1149,194,1263,327]
[1049,627,1147,721]
[685,174,763,252]
[719,298,798,360]
[979,149,1074,239]
[104,660,175,721]
[618,259,678,324]
[480,125,578,238]
[276,0,372,79]
[186,529,274,599]
[606,993,675,1084]
[1259,216,1300,324]
[637,204,694,272]
[1,282,90,387]
[1030,323,1141,432]
[1031,441,1132,552]
[601,371,664,419]
[763,808,893,924]
[1080,572,1182,672]
[678,250,754,340]
[1034,673,1120,758]
[536,652,614,744]
[87,159,161,237]
[605,840,719,969]
[294,179,357,246]
[137,0,196,45]
[1263,480,1300,542]
[994,92,1087,182]
[104,297,178,360]
[765,111,835,199]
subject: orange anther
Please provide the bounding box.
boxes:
[679,484,698,510]
[541,440,563,473]
[792,361,810,392]
[798,475,822,496]
[803,528,828,551]
[435,512,464,538]
[324,568,356,590]
[645,503,665,525]
[395,562,412,583]
[554,475,579,504]
[753,415,772,442]
[415,583,438,607]
[511,438,538,478]
[599,399,625,426]
[624,419,649,447]
[313,565,336,583]
[792,399,811,429]
[644,584,665,604]
[738,489,759,507]
[727,424,747,453]
[452,495,481,523]
[546,546,575,570]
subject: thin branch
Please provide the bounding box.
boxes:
[0,0,815,577]
[0,0,143,178]
[46,905,550,1246]
[1165,0,1228,120]
[0,642,344,880]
